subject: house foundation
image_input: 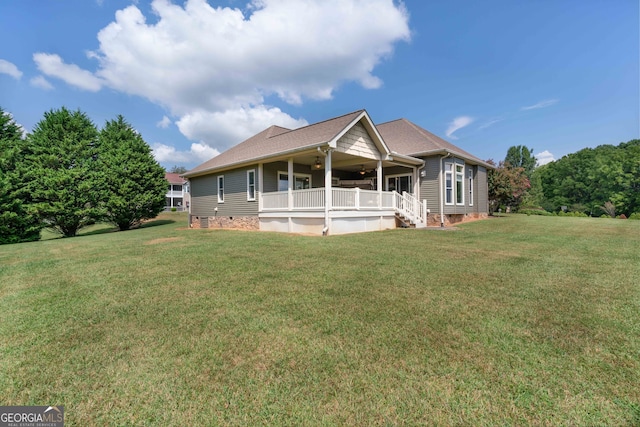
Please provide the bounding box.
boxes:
[190,215,259,230]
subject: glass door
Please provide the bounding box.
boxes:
[387,174,412,194]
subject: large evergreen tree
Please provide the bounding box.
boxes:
[0,108,42,244]
[23,107,104,237]
[98,115,166,230]
[505,145,537,177]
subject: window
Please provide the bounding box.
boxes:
[456,165,464,205]
[217,175,224,203]
[445,164,453,205]
[468,168,474,206]
[387,174,412,194]
[247,170,256,201]
[278,172,311,191]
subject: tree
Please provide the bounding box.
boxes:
[22,107,104,237]
[505,145,537,177]
[169,165,188,174]
[487,159,530,213]
[537,140,639,215]
[0,108,42,244]
[98,115,167,230]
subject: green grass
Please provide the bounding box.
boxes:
[1,212,639,426]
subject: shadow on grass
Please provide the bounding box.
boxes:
[80,226,120,236]
[139,219,176,229]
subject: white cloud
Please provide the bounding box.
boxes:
[33,53,104,92]
[445,116,474,140]
[535,150,555,166]
[521,99,558,111]
[34,0,410,153]
[0,59,22,79]
[30,75,54,90]
[176,106,308,151]
[478,118,503,130]
[152,142,220,165]
[157,115,171,128]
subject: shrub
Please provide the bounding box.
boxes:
[171,207,177,212]
[629,213,640,220]
[558,211,588,217]
[518,209,555,216]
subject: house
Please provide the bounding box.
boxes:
[183,110,492,235]
[165,173,190,211]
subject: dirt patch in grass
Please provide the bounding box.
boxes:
[144,237,182,245]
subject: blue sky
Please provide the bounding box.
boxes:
[1,0,638,169]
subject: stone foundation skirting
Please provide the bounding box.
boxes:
[190,215,259,231]
[426,212,488,227]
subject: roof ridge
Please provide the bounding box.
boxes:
[287,109,365,133]
[264,109,366,143]
[266,125,291,138]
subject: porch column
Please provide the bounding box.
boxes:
[377,159,383,208]
[287,157,294,211]
[258,163,263,212]
[324,150,332,234]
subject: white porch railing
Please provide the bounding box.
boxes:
[260,188,427,225]
[395,191,427,226]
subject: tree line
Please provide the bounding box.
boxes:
[1,107,167,245]
[488,141,640,218]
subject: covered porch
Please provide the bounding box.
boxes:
[256,147,427,234]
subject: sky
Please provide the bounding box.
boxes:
[1,0,638,170]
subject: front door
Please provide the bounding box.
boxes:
[387,174,412,194]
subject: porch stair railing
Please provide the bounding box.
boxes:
[394,191,427,228]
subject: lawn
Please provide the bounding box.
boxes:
[1,213,639,426]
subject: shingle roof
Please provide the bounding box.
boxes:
[185,111,491,177]
[185,110,365,176]
[378,118,489,166]
[165,173,185,184]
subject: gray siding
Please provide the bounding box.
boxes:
[419,156,441,213]
[476,166,488,213]
[190,166,259,217]
[190,175,218,217]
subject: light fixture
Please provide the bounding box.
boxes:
[359,165,366,175]
[314,156,322,169]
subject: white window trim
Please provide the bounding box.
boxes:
[247,169,256,201]
[468,168,474,206]
[444,163,454,205]
[278,171,312,190]
[217,175,224,203]
[385,173,413,194]
[456,164,465,206]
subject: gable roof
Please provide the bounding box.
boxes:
[185,110,371,177]
[165,173,185,184]
[184,111,491,177]
[377,118,492,167]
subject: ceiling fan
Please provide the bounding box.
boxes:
[358,165,376,175]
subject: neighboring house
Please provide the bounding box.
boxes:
[183,110,492,235]
[165,173,190,211]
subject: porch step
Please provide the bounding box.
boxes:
[395,214,416,228]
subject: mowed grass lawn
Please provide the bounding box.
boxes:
[1,213,639,426]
